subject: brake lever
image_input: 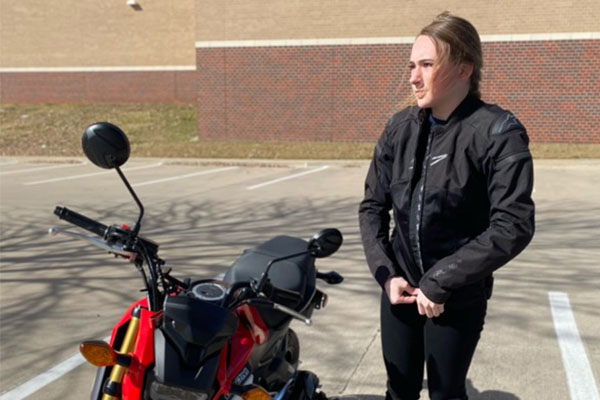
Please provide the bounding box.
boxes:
[247,298,312,326]
[48,227,137,258]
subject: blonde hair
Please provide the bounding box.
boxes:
[397,12,483,111]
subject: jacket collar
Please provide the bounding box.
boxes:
[417,94,482,127]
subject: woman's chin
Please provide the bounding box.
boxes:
[416,98,432,109]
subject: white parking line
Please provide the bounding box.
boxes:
[246,166,329,190]
[549,291,599,400]
[0,160,19,167]
[132,166,239,187]
[0,162,87,176]
[0,336,111,400]
[24,162,163,185]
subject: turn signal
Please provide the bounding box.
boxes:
[79,341,117,367]
[242,387,271,400]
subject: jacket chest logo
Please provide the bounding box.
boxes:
[430,154,448,166]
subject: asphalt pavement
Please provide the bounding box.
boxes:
[0,157,598,400]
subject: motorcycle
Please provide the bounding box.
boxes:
[49,122,344,400]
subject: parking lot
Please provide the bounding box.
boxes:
[1,157,599,399]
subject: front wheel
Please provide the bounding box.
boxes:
[90,367,110,400]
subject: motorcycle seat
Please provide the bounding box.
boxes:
[223,235,316,312]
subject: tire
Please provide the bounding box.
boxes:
[287,371,323,400]
[285,329,300,368]
[89,367,110,400]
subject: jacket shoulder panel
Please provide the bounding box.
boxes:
[490,112,525,136]
[387,106,420,132]
[469,102,524,135]
[473,103,531,166]
[375,107,419,152]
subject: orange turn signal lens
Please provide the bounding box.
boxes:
[242,386,272,400]
[79,340,117,367]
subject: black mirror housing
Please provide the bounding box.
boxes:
[308,228,343,258]
[82,122,130,169]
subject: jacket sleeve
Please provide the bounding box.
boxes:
[419,113,535,303]
[358,120,399,288]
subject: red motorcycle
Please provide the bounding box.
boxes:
[50,122,344,400]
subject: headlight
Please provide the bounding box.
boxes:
[149,380,208,400]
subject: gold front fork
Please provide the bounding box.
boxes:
[102,305,142,400]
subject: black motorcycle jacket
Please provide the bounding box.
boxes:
[359,95,535,304]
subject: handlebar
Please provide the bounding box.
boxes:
[52,206,162,310]
[54,206,107,238]
[48,227,137,258]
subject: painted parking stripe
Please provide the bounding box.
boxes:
[0,160,19,167]
[247,166,329,190]
[0,162,87,176]
[0,336,111,400]
[132,166,239,187]
[549,292,599,400]
[24,162,163,185]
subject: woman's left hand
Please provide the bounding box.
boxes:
[416,290,445,318]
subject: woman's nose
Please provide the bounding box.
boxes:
[410,67,421,85]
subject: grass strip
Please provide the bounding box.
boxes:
[1,104,598,159]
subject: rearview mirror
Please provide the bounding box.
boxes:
[82,122,130,169]
[308,228,343,258]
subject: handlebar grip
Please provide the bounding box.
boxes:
[54,206,108,238]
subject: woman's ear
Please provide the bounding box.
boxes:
[460,63,474,80]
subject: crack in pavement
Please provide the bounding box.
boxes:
[339,327,380,395]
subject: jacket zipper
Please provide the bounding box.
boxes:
[413,130,435,275]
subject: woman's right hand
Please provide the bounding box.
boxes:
[385,276,419,305]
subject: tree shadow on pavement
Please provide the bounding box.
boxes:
[2,180,598,397]
[0,194,370,392]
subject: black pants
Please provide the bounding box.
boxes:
[380,286,487,400]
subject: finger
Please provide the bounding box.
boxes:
[403,285,418,295]
[426,307,435,318]
[397,295,417,304]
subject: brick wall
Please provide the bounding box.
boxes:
[0,71,197,104]
[482,41,599,143]
[196,40,600,143]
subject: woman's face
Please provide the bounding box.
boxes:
[409,35,463,112]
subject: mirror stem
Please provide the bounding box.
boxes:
[115,166,144,236]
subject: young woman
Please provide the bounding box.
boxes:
[358,12,535,400]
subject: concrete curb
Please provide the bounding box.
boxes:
[0,156,371,168]
[2,156,599,169]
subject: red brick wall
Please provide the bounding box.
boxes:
[196,40,600,143]
[0,71,196,104]
[483,41,599,143]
